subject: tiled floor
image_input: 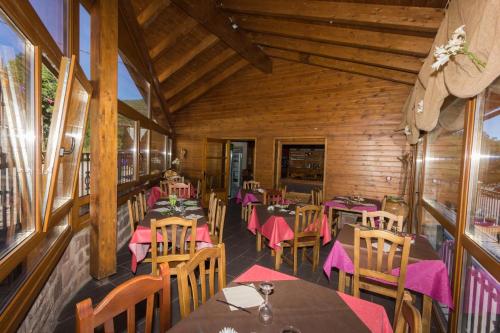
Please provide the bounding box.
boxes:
[54,200,437,332]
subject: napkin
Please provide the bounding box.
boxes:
[185,206,201,211]
[185,214,203,220]
[155,201,169,205]
[222,284,263,311]
[153,207,170,213]
[184,200,198,206]
[372,241,401,252]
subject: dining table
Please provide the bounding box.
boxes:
[248,204,332,269]
[167,264,393,333]
[236,188,265,206]
[128,198,212,272]
[323,224,453,333]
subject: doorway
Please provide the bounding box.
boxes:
[228,140,255,199]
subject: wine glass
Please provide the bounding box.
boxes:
[258,281,275,325]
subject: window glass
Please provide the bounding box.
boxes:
[423,98,467,224]
[459,253,499,333]
[118,54,149,118]
[41,64,58,151]
[118,114,136,184]
[79,119,90,197]
[466,77,500,261]
[79,4,91,78]
[52,79,90,210]
[29,0,68,53]
[139,128,149,176]
[0,10,35,259]
[150,131,166,174]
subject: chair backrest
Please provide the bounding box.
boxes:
[170,175,184,183]
[211,200,226,244]
[294,205,322,237]
[263,189,282,205]
[75,264,171,333]
[311,188,323,205]
[150,217,197,276]
[353,228,411,319]
[137,190,146,220]
[395,291,422,333]
[159,180,169,195]
[285,191,312,204]
[168,182,190,199]
[127,196,140,236]
[362,210,404,232]
[177,244,227,319]
[207,193,218,227]
[243,180,260,190]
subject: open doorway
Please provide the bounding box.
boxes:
[275,139,326,193]
[228,140,255,198]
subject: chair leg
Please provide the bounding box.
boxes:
[256,232,262,252]
[274,247,282,270]
[312,243,319,272]
[293,245,298,275]
[301,247,306,262]
[241,206,246,221]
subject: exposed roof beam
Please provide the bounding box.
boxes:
[236,15,433,57]
[263,47,415,85]
[170,58,248,112]
[251,33,422,73]
[137,0,171,28]
[170,0,272,73]
[164,48,237,100]
[149,18,198,60]
[157,34,219,83]
[221,0,444,33]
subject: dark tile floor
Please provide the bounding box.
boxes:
[54,200,437,332]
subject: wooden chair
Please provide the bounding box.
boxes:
[207,192,218,226]
[263,189,282,205]
[170,175,184,183]
[159,180,169,195]
[311,188,323,205]
[395,291,422,333]
[177,243,227,319]
[138,190,147,219]
[75,263,171,333]
[151,217,197,276]
[353,228,411,325]
[243,180,260,190]
[127,196,140,237]
[327,205,339,237]
[362,210,404,232]
[279,205,322,275]
[210,200,226,244]
[168,182,190,199]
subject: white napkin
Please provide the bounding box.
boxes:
[185,214,203,220]
[153,207,170,213]
[185,206,201,211]
[372,241,401,252]
[222,284,263,311]
[155,201,169,205]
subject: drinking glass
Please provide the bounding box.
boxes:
[258,281,275,325]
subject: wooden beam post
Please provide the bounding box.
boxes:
[90,0,118,279]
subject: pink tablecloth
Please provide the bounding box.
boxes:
[324,199,378,212]
[323,240,454,308]
[147,186,164,208]
[236,189,262,206]
[128,224,212,272]
[248,207,332,249]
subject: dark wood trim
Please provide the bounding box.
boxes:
[461,235,500,282]
[48,200,74,230]
[118,100,169,135]
[0,233,43,283]
[417,136,427,235]
[421,199,456,236]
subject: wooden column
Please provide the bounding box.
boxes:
[89,0,118,279]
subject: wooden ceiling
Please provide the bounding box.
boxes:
[126,0,448,113]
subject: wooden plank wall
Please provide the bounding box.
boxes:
[172,59,412,200]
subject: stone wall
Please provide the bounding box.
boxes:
[17,203,131,333]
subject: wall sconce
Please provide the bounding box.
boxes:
[59,138,75,156]
[386,176,392,182]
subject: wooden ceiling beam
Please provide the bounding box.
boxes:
[170,58,248,112]
[149,18,198,60]
[164,48,237,100]
[236,15,433,57]
[263,47,416,85]
[137,0,171,28]
[157,34,219,83]
[170,0,272,73]
[251,33,422,73]
[221,0,444,33]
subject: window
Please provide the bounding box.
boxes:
[0,10,35,259]
[466,77,500,261]
[118,54,149,118]
[150,131,166,174]
[423,98,468,224]
[79,4,91,79]
[118,114,136,184]
[29,0,68,53]
[41,63,58,151]
[139,128,149,176]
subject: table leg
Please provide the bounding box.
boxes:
[256,232,262,252]
[338,270,346,293]
[422,295,432,333]
[275,246,282,270]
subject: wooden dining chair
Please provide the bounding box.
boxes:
[362,210,404,232]
[177,243,227,319]
[138,190,147,219]
[311,188,323,205]
[395,291,422,333]
[127,196,141,237]
[327,205,339,237]
[263,189,282,205]
[150,217,197,276]
[208,192,218,226]
[353,228,411,325]
[243,180,260,190]
[168,182,190,199]
[210,200,226,244]
[170,175,184,183]
[75,263,171,333]
[159,180,169,195]
[280,205,322,275]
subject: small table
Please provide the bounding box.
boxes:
[323,224,454,333]
[167,264,393,333]
[128,199,212,272]
[236,188,265,206]
[248,205,331,270]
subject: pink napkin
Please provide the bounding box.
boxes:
[234,264,299,282]
[338,292,393,333]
